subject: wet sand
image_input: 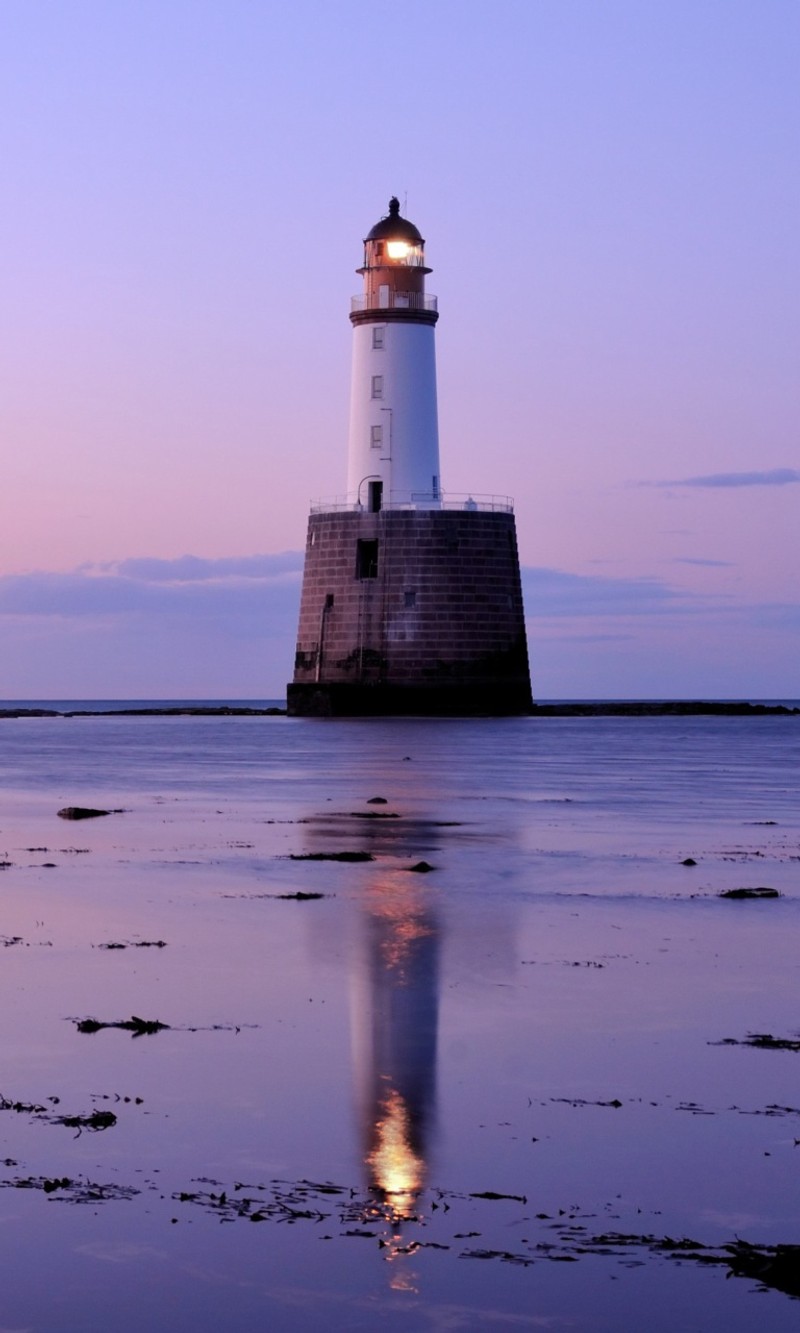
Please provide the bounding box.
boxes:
[0,714,798,1330]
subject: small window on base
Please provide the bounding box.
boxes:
[404,590,417,608]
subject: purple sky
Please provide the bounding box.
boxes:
[2,0,798,699]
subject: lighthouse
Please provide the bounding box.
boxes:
[287,199,532,716]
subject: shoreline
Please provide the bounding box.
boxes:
[0,701,797,720]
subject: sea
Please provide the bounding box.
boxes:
[0,703,798,1330]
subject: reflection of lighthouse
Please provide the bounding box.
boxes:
[351,871,439,1221]
[287,197,532,717]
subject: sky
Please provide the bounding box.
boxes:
[1,0,798,699]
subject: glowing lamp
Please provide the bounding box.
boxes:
[386,239,410,260]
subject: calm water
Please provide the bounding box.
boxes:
[0,711,798,1330]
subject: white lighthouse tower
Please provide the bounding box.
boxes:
[346,197,440,512]
[288,198,532,717]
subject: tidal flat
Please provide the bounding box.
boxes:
[0,711,798,1330]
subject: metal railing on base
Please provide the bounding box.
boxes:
[309,493,513,515]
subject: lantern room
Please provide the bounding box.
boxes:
[357,198,431,308]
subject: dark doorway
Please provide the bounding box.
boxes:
[368,480,383,513]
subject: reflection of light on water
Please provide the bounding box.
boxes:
[368,1086,425,1218]
[388,1267,417,1293]
[350,865,440,1289]
[366,877,433,973]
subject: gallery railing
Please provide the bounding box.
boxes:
[350,291,438,314]
[309,493,514,515]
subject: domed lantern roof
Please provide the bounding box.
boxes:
[366,197,424,245]
[362,197,427,271]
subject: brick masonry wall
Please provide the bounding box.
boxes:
[292,510,531,694]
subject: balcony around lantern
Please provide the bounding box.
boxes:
[310,492,514,515]
[351,291,438,315]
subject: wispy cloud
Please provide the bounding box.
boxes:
[521,566,693,617]
[648,469,800,489]
[0,556,302,620]
[0,554,305,694]
[521,566,800,640]
[673,557,734,568]
[107,553,303,582]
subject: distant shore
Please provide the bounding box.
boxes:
[1,701,797,719]
[530,700,800,717]
[0,705,286,718]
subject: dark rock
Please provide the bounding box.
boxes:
[726,1241,800,1299]
[74,1015,170,1036]
[288,851,374,863]
[275,892,326,901]
[681,858,697,866]
[0,709,61,718]
[719,887,780,900]
[407,861,436,873]
[711,1033,800,1051]
[57,807,112,820]
[56,1109,117,1132]
[42,1177,72,1193]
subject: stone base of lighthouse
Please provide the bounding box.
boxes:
[287,509,532,717]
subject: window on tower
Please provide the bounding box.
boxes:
[370,424,383,448]
[372,327,385,349]
[371,375,383,399]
